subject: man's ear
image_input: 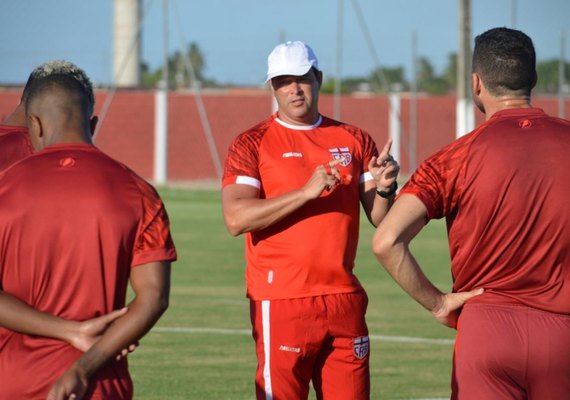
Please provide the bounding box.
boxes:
[89,115,99,137]
[27,114,42,137]
[471,73,482,96]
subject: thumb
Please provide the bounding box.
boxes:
[455,287,484,304]
[447,288,484,310]
[465,287,484,299]
[104,307,129,323]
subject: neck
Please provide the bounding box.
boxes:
[276,107,320,126]
[485,96,532,120]
[41,125,93,149]
[58,130,93,145]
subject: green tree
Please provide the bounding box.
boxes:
[321,78,340,94]
[320,76,373,94]
[417,57,450,95]
[535,59,570,94]
[187,42,205,83]
[141,61,162,88]
[369,66,408,93]
[141,41,210,89]
[442,52,457,89]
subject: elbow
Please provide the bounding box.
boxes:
[158,297,170,315]
[223,212,252,236]
[158,294,169,315]
[224,218,246,237]
[149,294,169,323]
[372,226,399,266]
[151,288,170,318]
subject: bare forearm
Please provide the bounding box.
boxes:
[372,195,443,312]
[0,291,74,341]
[361,184,395,227]
[379,243,444,312]
[224,188,310,235]
[372,195,479,329]
[364,142,400,226]
[70,292,167,379]
[377,239,484,329]
[368,194,394,227]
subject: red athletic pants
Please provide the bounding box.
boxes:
[452,303,570,399]
[250,292,370,400]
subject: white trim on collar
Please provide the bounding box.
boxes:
[275,115,322,130]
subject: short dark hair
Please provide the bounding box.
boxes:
[25,72,94,119]
[22,60,95,116]
[472,27,536,97]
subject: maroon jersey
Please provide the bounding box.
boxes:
[0,125,33,170]
[401,108,570,314]
[0,143,177,399]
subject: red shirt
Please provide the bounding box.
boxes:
[0,125,34,170]
[223,114,378,300]
[0,143,177,399]
[401,108,570,314]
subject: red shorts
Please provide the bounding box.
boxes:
[452,303,570,399]
[250,292,370,400]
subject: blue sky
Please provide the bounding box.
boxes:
[1,0,569,87]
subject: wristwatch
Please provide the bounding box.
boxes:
[376,181,398,198]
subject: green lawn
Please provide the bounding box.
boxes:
[128,188,456,399]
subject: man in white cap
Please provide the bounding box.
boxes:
[221,41,399,399]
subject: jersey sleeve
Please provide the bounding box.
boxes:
[222,129,262,189]
[131,179,177,267]
[399,133,474,220]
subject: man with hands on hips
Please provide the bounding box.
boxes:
[373,27,570,399]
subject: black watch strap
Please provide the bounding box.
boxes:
[376,181,398,198]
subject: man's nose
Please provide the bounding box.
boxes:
[287,80,303,93]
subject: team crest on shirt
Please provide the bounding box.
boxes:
[353,336,369,359]
[329,147,352,166]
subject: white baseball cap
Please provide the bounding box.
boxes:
[265,41,319,82]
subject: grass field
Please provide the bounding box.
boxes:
[127,188,456,399]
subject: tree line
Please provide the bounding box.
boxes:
[142,42,569,95]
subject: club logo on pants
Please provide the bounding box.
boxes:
[353,336,369,359]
